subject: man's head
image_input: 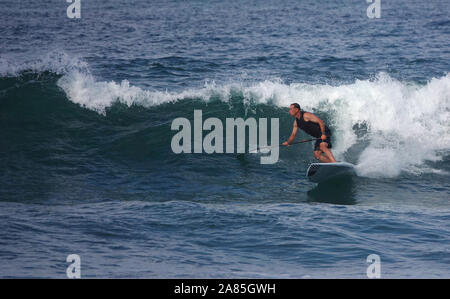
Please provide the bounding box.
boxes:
[289,103,301,116]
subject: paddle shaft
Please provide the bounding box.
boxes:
[288,138,322,146]
[252,138,321,153]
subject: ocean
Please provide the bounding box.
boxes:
[0,0,449,278]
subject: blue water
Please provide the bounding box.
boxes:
[1,0,449,278]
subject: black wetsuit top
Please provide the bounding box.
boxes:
[295,111,331,138]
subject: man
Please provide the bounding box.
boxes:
[282,103,336,163]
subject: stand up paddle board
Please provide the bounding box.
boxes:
[306,162,356,183]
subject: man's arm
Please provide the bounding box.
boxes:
[282,120,299,146]
[304,112,327,139]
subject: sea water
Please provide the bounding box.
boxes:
[0,0,449,278]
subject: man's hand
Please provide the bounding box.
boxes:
[282,141,290,146]
[321,134,326,141]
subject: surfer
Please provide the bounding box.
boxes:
[282,103,337,163]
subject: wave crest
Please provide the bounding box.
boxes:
[2,52,449,178]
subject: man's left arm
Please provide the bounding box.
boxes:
[304,113,327,140]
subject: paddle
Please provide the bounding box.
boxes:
[249,138,321,153]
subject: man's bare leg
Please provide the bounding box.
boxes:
[319,143,337,163]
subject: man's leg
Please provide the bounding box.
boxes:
[319,142,336,163]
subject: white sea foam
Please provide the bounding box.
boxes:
[57,69,449,178]
[0,50,89,77]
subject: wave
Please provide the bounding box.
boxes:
[1,52,449,178]
[0,50,89,77]
[57,67,450,178]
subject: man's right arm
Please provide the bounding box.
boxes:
[282,120,298,146]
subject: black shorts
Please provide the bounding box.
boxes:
[314,135,332,152]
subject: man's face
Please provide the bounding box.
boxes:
[289,105,299,116]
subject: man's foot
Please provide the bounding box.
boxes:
[315,152,332,163]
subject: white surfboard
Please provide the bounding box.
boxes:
[306,162,356,183]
